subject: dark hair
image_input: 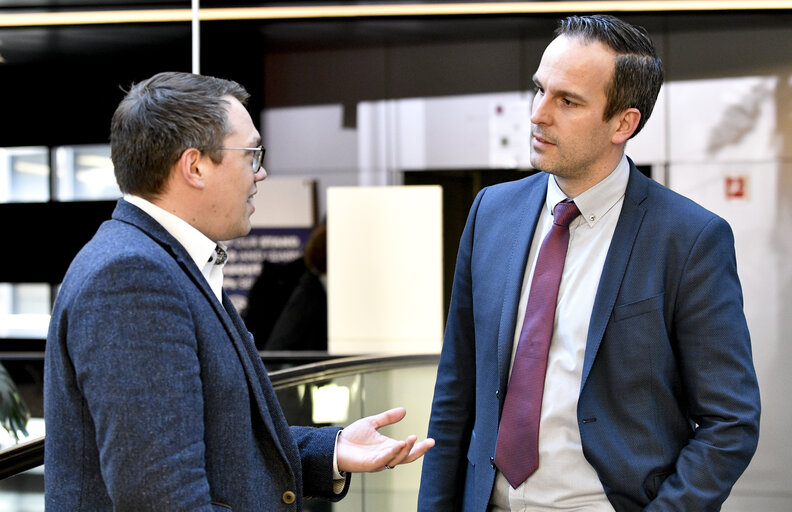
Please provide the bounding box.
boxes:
[110,71,250,197]
[304,224,327,275]
[556,15,663,138]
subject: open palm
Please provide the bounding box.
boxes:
[336,407,434,473]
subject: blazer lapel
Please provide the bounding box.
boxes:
[221,292,299,465]
[581,163,649,390]
[496,176,547,392]
[112,199,296,469]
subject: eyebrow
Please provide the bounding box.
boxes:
[532,75,587,103]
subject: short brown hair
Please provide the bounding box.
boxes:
[110,72,250,198]
[556,15,664,138]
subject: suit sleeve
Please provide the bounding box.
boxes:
[646,216,761,510]
[290,425,350,500]
[417,189,483,511]
[67,255,217,511]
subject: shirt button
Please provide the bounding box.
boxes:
[282,491,296,504]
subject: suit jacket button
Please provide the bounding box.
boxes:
[490,457,495,468]
[282,491,296,504]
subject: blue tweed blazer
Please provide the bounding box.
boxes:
[44,199,349,511]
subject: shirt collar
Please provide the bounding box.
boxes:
[124,194,225,271]
[545,154,630,227]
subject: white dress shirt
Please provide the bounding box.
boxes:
[489,156,630,511]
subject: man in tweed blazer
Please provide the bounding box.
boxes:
[44,71,433,511]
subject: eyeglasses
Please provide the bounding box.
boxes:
[220,145,266,173]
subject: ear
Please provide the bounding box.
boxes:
[175,147,207,190]
[611,108,641,145]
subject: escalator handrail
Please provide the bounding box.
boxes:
[268,353,439,390]
[0,435,45,481]
[0,353,439,480]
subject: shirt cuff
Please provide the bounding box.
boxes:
[332,429,347,494]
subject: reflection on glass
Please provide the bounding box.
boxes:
[0,147,50,203]
[55,145,120,201]
[275,364,436,512]
[0,284,51,339]
[312,383,351,424]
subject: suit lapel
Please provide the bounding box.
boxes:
[112,199,296,470]
[221,292,299,465]
[581,163,649,390]
[496,176,547,392]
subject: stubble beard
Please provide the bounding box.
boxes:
[530,148,586,181]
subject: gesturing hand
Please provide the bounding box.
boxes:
[336,407,435,473]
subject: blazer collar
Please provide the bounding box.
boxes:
[112,199,222,309]
[122,194,219,276]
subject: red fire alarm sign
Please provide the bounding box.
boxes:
[725,175,747,200]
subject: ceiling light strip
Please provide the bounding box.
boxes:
[0,9,188,27]
[203,1,792,20]
[1,1,792,28]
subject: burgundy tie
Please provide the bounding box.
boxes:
[494,201,581,488]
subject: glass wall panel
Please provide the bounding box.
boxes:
[0,470,44,512]
[0,284,51,339]
[275,362,436,511]
[55,145,119,201]
[0,147,50,203]
[0,418,46,512]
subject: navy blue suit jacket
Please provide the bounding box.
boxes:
[418,162,760,511]
[44,199,349,511]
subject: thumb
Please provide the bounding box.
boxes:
[369,407,407,430]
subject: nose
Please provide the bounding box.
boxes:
[530,92,551,126]
[254,166,267,181]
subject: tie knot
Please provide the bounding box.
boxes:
[552,201,580,228]
[213,246,228,266]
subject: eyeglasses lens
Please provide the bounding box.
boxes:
[253,147,265,172]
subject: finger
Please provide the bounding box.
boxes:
[401,438,436,464]
[339,437,407,473]
[372,439,407,468]
[385,436,417,467]
[368,407,407,430]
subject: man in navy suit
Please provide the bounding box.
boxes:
[418,15,760,511]
[44,71,433,511]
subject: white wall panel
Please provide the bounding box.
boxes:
[327,186,443,354]
[383,92,527,171]
[625,86,668,166]
[249,176,315,228]
[262,104,357,174]
[668,77,779,164]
